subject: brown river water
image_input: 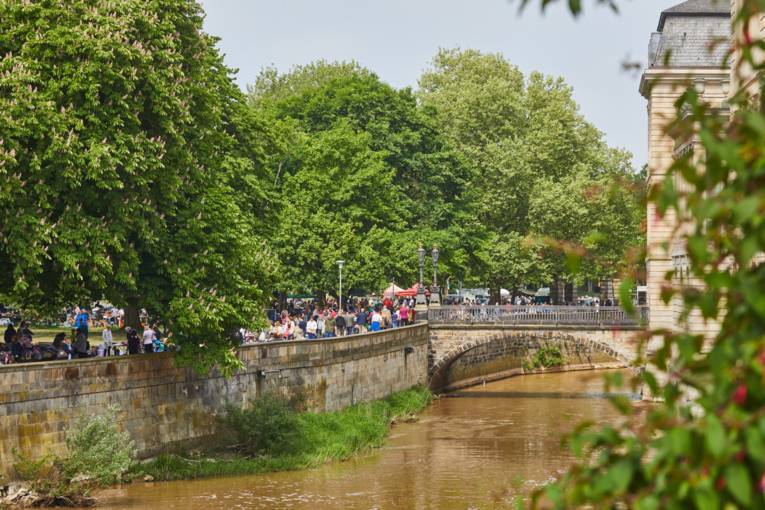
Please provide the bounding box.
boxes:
[94,369,635,510]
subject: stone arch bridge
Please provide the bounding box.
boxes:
[427,306,646,392]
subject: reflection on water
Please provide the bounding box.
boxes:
[95,370,632,510]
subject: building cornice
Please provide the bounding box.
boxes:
[639,67,730,98]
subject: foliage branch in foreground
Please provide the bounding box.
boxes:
[531,2,765,509]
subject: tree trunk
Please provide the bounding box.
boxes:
[124,303,141,330]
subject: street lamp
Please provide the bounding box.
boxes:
[417,245,425,286]
[416,245,427,310]
[337,260,344,311]
[431,246,439,286]
[430,246,441,307]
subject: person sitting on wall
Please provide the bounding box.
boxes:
[10,333,23,361]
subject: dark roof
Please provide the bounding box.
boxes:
[658,0,730,31]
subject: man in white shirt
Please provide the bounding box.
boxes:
[306,315,318,339]
[142,325,156,354]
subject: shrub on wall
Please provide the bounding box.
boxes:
[525,346,565,370]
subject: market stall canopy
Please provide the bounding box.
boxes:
[383,283,405,299]
[396,284,430,297]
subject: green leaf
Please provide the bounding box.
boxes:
[732,196,759,223]
[692,485,720,510]
[608,459,634,494]
[746,427,765,464]
[669,428,692,456]
[704,415,726,459]
[635,495,660,510]
[725,464,752,506]
[620,276,636,315]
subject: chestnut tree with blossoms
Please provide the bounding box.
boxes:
[0,0,276,373]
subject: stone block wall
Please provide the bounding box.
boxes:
[428,325,641,391]
[0,324,428,478]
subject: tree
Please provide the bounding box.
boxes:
[0,0,274,372]
[250,62,483,296]
[418,48,642,295]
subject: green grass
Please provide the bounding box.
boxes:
[131,386,432,481]
[29,326,125,345]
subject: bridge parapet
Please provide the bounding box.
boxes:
[428,305,648,328]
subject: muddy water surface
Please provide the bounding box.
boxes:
[96,369,634,510]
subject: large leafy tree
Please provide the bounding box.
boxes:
[250,62,483,296]
[0,0,274,372]
[418,48,643,295]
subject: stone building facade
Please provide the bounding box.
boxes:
[640,0,730,336]
[731,0,765,104]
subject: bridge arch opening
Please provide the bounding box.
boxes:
[428,330,632,392]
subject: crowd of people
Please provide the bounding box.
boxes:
[239,296,419,344]
[1,296,423,364]
[0,307,170,365]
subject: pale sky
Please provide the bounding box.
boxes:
[198,0,686,168]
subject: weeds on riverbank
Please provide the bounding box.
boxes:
[6,408,134,507]
[133,386,432,481]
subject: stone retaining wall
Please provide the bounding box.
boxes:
[0,324,429,478]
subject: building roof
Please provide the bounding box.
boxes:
[658,0,730,31]
[648,0,731,68]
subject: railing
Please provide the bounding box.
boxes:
[428,305,648,328]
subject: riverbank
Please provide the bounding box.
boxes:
[130,386,432,482]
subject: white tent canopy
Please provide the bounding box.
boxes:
[382,282,405,299]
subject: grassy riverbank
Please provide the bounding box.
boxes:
[131,387,433,481]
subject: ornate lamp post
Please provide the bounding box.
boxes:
[415,245,428,310]
[430,246,441,307]
[337,260,344,311]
